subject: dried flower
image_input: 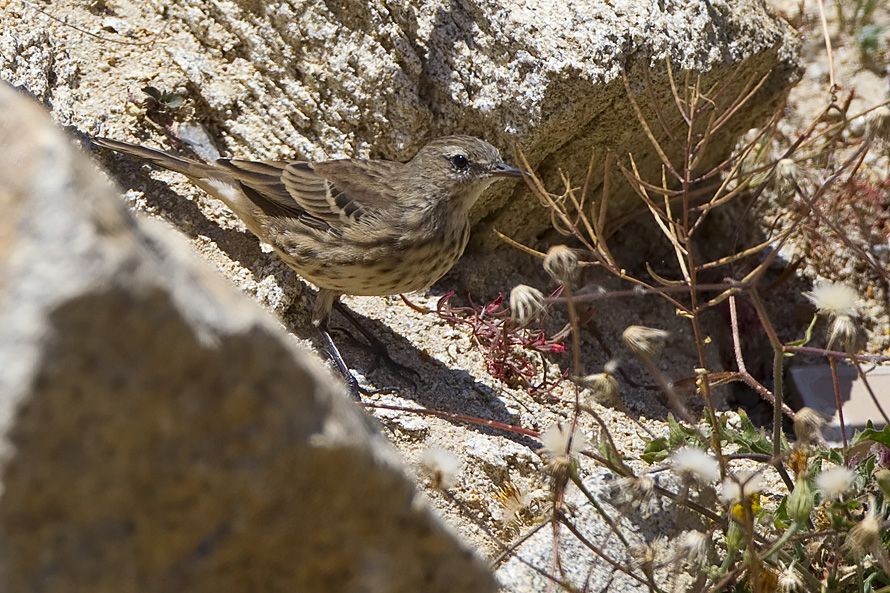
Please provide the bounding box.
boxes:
[493,481,542,528]
[538,422,588,476]
[786,474,814,523]
[793,407,825,447]
[543,245,578,284]
[719,472,763,505]
[678,530,709,565]
[509,284,545,325]
[815,465,855,501]
[777,561,803,592]
[622,325,669,358]
[845,497,881,557]
[774,158,800,193]
[421,447,461,490]
[670,446,720,485]
[827,313,861,352]
[576,360,620,406]
[805,282,859,319]
[865,107,890,143]
[610,475,658,517]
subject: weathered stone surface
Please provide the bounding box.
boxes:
[0,0,799,250]
[0,83,497,593]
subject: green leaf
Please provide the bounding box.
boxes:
[641,437,669,464]
[853,423,890,448]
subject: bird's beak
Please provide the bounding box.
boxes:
[491,162,524,178]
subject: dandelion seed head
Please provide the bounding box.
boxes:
[678,530,708,564]
[805,282,859,319]
[421,447,461,490]
[671,447,720,484]
[622,325,669,358]
[845,498,881,557]
[718,472,763,504]
[815,465,855,500]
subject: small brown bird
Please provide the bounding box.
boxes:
[94,134,522,391]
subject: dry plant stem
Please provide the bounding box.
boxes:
[554,512,660,592]
[828,356,849,451]
[568,471,631,549]
[746,290,794,490]
[440,490,570,590]
[727,294,794,413]
[815,0,837,91]
[489,521,549,568]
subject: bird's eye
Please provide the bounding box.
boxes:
[449,154,470,171]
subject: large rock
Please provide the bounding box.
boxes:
[0,84,497,593]
[0,0,799,250]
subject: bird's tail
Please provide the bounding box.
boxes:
[93,137,215,179]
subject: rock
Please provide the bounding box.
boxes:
[0,83,497,593]
[0,0,800,251]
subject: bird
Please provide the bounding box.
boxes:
[93,134,523,393]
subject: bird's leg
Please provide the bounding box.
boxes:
[332,300,421,386]
[313,289,400,397]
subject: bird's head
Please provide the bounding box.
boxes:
[407,135,522,209]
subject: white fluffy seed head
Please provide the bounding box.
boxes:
[622,325,669,358]
[539,422,588,459]
[421,447,461,490]
[509,284,546,325]
[679,530,708,564]
[805,282,859,319]
[718,472,763,505]
[815,465,855,501]
[670,447,720,484]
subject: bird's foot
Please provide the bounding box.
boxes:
[332,302,420,390]
[318,326,403,398]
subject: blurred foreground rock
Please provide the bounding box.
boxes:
[0,84,496,593]
[0,0,800,250]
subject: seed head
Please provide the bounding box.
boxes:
[576,361,620,406]
[845,498,881,557]
[538,422,588,477]
[827,314,861,352]
[611,475,658,517]
[805,282,859,319]
[543,245,579,284]
[719,471,763,505]
[793,407,825,447]
[815,465,855,501]
[622,325,669,358]
[777,561,803,592]
[670,446,720,485]
[509,284,545,325]
[774,158,800,193]
[421,447,461,490]
[865,107,890,143]
[678,530,709,565]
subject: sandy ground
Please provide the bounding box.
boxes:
[2,0,889,588]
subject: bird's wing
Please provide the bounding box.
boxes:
[216,158,403,231]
